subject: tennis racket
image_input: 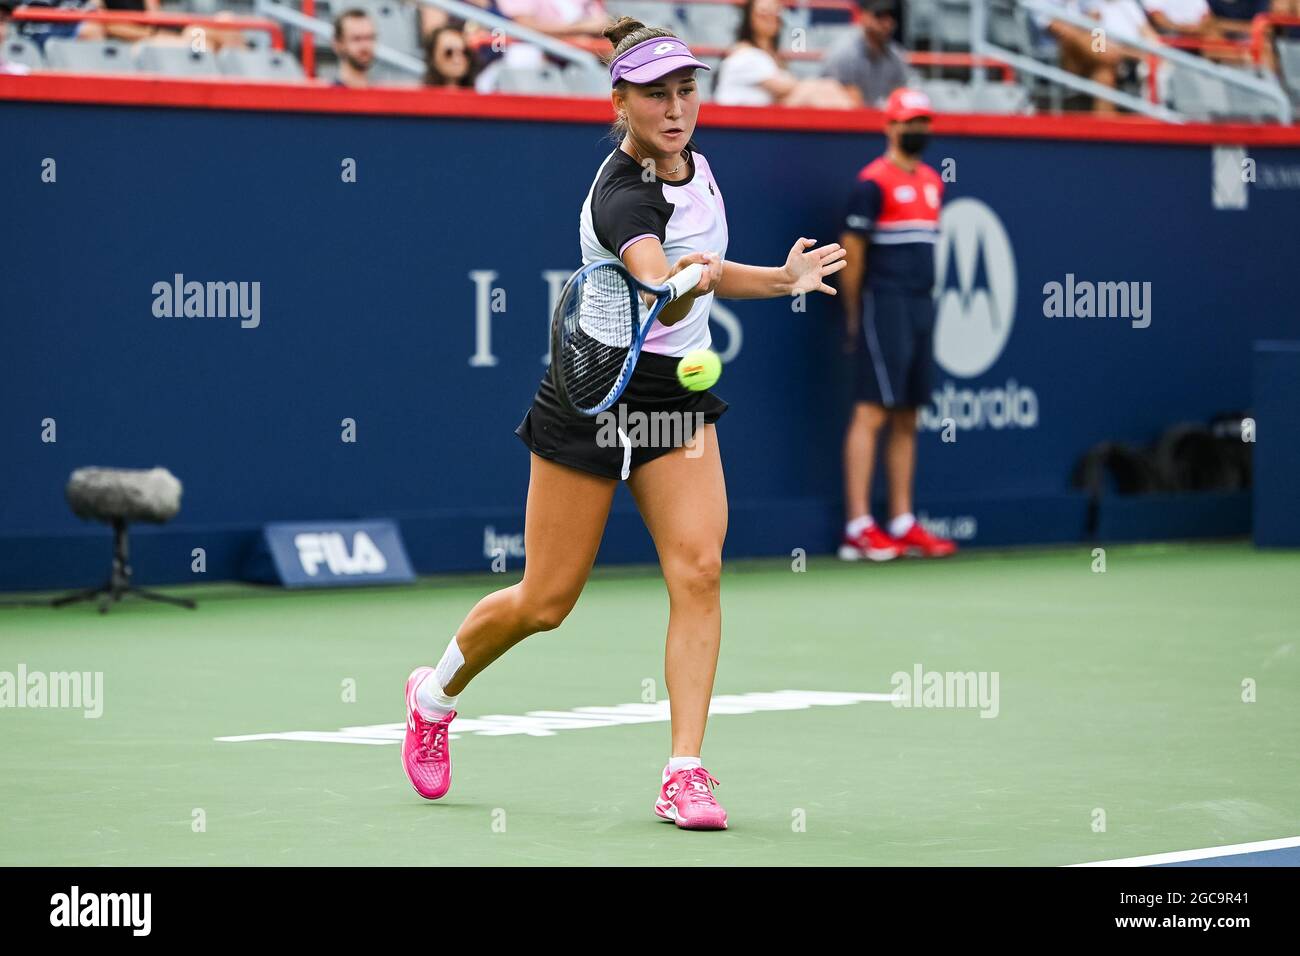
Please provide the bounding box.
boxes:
[549,258,704,417]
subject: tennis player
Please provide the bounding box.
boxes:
[402,16,846,830]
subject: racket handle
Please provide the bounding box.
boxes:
[665,263,704,302]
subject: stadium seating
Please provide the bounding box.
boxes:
[680,4,741,48]
[44,38,137,74]
[933,0,974,52]
[805,22,858,53]
[1167,66,1232,120]
[495,64,569,95]
[917,77,973,112]
[612,1,683,32]
[2,36,43,71]
[350,0,421,57]
[216,46,306,80]
[1279,40,1300,103]
[969,80,1031,113]
[134,44,220,76]
[903,0,936,48]
[561,64,614,95]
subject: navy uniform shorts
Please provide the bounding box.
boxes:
[855,287,937,409]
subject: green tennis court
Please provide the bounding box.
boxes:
[2,541,1296,866]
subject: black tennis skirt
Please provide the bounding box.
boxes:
[515,350,729,481]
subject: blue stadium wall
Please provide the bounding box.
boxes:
[2,85,1298,590]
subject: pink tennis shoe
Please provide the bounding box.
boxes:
[655,765,729,830]
[402,666,456,800]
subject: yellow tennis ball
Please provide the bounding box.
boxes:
[677,349,722,391]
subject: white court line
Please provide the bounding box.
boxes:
[1069,835,1300,867]
[216,689,903,745]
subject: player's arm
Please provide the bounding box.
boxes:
[715,239,847,299]
[621,238,721,327]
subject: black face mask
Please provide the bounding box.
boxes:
[899,131,929,157]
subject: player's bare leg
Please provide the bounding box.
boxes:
[629,424,727,755]
[403,453,616,799]
[629,423,730,828]
[444,454,617,695]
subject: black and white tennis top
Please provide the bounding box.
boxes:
[578,144,729,358]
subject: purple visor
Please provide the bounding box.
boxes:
[609,37,711,85]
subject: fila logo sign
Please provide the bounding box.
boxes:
[296,532,386,576]
[254,520,415,588]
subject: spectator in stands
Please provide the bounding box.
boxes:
[0,1,29,73]
[419,0,499,46]
[76,0,157,44]
[820,0,909,108]
[1143,0,1253,61]
[1207,0,1270,22]
[1205,0,1280,62]
[1044,0,1159,112]
[424,23,478,88]
[334,8,376,88]
[714,0,861,107]
[474,0,608,92]
[13,0,93,52]
[496,0,609,38]
[76,0,246,52]
[1143,0,1218,34]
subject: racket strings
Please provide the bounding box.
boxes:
[557,264,640,413]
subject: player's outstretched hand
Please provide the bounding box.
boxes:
[784,238,847,296]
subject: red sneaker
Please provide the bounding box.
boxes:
[891,521,957,558]
[838,523,902,562]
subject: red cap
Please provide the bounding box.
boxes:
[885,88,934,122]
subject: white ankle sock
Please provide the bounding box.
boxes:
[846,515,873,538]
[667,755,702,774]
[433,635,464,691]
[889,512,915,538]
[415,674,457,719]
[415,636,464,719]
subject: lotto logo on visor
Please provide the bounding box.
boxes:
[653,42,679,55]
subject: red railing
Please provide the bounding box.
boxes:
[1139,15,1300,104]
[908,50,1016,83]
[303,0,316,77]
[1144,35,1254,104]
[9,8,286,51]
[1250,12,1300,66]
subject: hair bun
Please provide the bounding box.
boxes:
[603,15,647,48]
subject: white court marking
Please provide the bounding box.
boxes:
[1069,835,1300,867]
[216,689,900,745]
